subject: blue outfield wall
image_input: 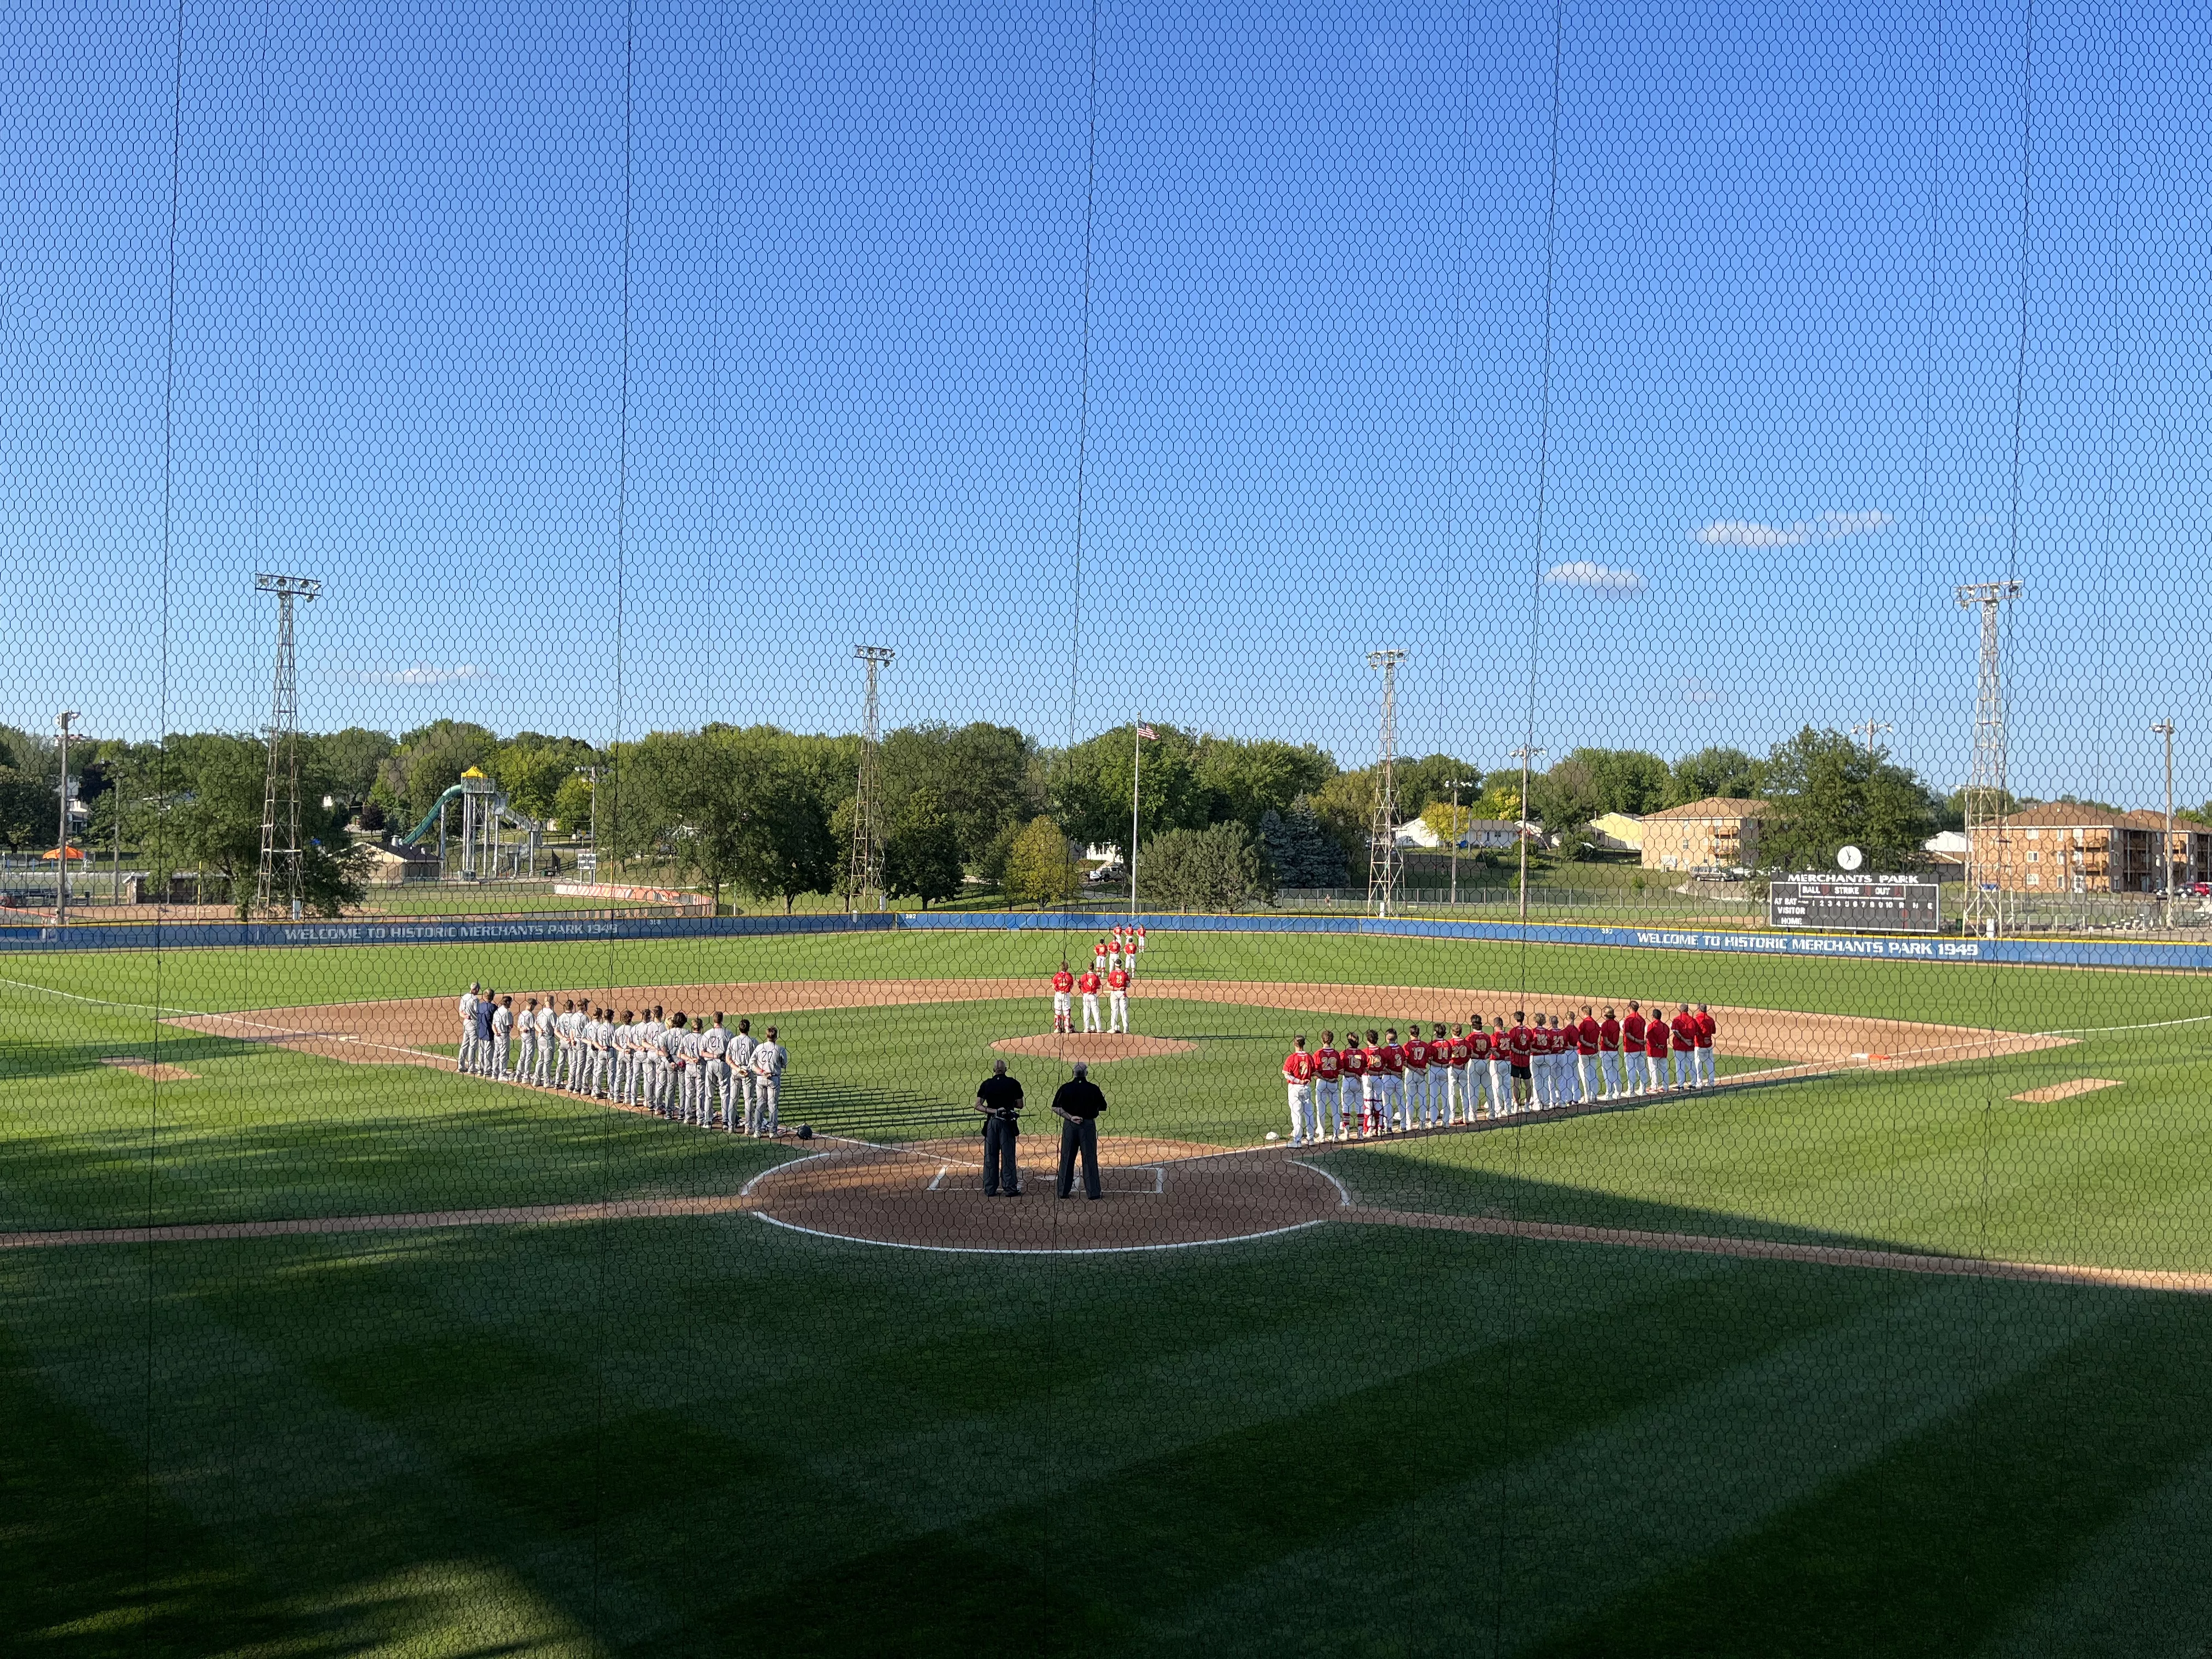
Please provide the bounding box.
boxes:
[898,910,2212,973]
[5,905,2209,974]
[0,911,896,953]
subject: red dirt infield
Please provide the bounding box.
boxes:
[990,1032,1197,1062]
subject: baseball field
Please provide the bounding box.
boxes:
[7,924,2212,1654]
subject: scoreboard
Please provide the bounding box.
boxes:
[1768,876,1942,934]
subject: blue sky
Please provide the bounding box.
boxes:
[3,0,2208,808]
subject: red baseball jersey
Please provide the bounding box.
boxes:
[1695,1010,1717,1047]
[1600,1016,1621,1050]
[1623,1012,1647,1046]
[1379,1043,1403,1075]
[1315,1045,1342,1079]
[1644,1019,1670,1058]
[1107,968,1130,991]
[1283,1049,1316,1084]
[1508,1024,1532,1062]
[1052,970,1074,993]
[1448,1036,1471,1065]
[1429,1036,1452,1065]
[1402,1036,1429,1068]
[1671,1013,1697,1051]
[1465,1031,1488,1061]
[1578,1017,1601,1054]
[1343,1046,1369,1077]
[1360,1045,1384,1076]
[1078,972,1102,994]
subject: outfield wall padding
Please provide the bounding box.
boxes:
[896,911,2212,973]
[0,912,896,952]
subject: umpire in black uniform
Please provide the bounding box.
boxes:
[974,1059,1024,1197]
[1052,1060,1108,1200]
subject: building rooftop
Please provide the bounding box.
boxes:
[1640,796,1773,822]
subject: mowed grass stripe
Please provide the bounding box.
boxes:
[1525,1290,2212,1658]
[5,926,2205,1031]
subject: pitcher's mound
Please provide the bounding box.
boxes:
[991,1032,1197,1062]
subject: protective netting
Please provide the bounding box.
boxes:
[7,1,2212,1651]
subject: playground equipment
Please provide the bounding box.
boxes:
[394,768,544,879]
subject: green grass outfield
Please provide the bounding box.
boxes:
[9,930,2212,1651]
[1,922,2202,1030]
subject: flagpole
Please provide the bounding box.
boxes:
[1130,716,1142,926]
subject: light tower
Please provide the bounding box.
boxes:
[254,573,321,918]
[1365,650,1407,918]
[849,646,895,912]
[1957,581,2021,935]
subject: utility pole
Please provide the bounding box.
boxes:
[1957,582,2022,936]
[573,764,602,878]
[1443,777,1475,906]
[1365,651,1407,918]
[1850,718,1893,769]
[2153,718,2176,926]
[1509,745,1545,924]
[54,711,78,924]
[849,646,895,913]
[253,573,321,918]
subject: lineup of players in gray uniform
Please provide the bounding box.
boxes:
[456,983,788,1134]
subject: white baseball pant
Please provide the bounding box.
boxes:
[1430,1066,1450,1126]
[457,1023,476,1074]
[1109,991,1129,1033]
[1082,994,1102,1032]
[1600,1050,1622,1097]
[491,1035,511,1081]
[1697,1047,1716,1086]
[1576,1053,1594,1102]
[1287,1082,1315,1146]
[1053,992,1071,1031]
[1490,1059,1511,1116]
[1317,1077,1345,1139]
[753,1075,780,1135]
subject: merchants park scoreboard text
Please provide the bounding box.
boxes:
[1768,876,1943,934]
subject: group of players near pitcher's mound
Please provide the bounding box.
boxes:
[1047,923,1149,1035]
[453,983,789,1135]
[1277,1002,1720,1149]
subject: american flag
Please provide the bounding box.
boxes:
[1136,723,1156,740]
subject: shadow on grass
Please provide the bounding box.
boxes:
[0,1032,258,1084]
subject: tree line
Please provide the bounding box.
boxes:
[1,714,2049,915]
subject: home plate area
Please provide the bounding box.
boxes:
[748,1136,1345,1252]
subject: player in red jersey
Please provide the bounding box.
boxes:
[1105,964,1132,1032]
[1694,1003,1718,1087]
[1506,1012,1533,1113]
[1622,1003,1648,1097]
[1314,1030,1347,1141]
[1577,1006,1602,1104]
[1077,969,1103,1032]
[1358,1029,1385,1135]
[1378,1029,1406,1132]
[1643,1001,1671,1090]
[1669,1005,1699,1090]
[1051,962,1075,1033]
[1283,1036,1318,1146]
[1092,937,1109,973]
[1462,1022,1490,1119]
[1401,1028,1431,1128]
[1598,1006,1623,1098]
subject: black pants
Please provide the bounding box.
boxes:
[983,1114,1021,1194]
[1058,1116,1101,1199]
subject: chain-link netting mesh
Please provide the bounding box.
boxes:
[7,0,2212,1651]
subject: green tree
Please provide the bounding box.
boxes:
[311,728,397,804]
[1047,726,1207,854]
[879,722,1035,871]
[1002,816,1077,908]
[0,766,49,851]
[377,721,498,830]
[1190,737,1337,826]
[626,729,839,912]
[1136,821,1276,913]
[1260,799,1347,888]
[1669,747,1767,805]
[882,788,964,908]
[1759,727,1936,873]
[552,772,596,839]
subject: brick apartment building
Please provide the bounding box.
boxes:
[1639,797,1771,873]
[1966,803,2212,894]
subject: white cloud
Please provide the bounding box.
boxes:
[1541,560,1646,593]
[1679,676,1728,706]
[1693,509,1893,548]
[348,663,492,686]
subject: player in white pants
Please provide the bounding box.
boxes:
[727,1020,756,1132]
[1400,1031,1429,1128]
[458,985,481,1074]
[1080,974,1103,1033]
[1283,1037,1317,1147]
[1107,966,1132,1033]
[515,998,538,1084]
[1695,1004,1717,1086]
[702,1014,730,1127]
[489,997,513,1081]
[1426,1025,1451,1128]
[558,1001,584,1091]
[1315,1032,1346,1141]
[750,1028,785,1135]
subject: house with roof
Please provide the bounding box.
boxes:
[1639,797,1771,872]
[1966,803,2212,894]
